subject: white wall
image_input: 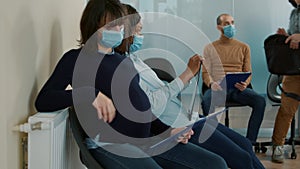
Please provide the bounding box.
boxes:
[0,1,84,169]
[234,0,291,93]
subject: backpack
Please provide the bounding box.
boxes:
[264,34,300,75]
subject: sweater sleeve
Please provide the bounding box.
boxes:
[35,50,79,112]
[242,44,252,85]
[202,44,214,87]
[141,77,184,116]
[96,56,154,139]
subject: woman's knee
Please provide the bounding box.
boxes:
[231,151,253,169]
[211,155,228,169]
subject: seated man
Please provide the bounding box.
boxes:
[201,13,266,144]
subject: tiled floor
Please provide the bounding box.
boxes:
[180,94,300,169]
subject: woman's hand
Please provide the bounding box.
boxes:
[92,92,116,123]
[171,127,194,144]
[179,54,203,85]
[187,54,203,76]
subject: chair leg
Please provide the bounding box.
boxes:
[290,117,295,142]
[289,117,297,159]
[225,109,229,127]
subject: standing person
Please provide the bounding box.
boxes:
[271,0,300,163]
[35,0,227,168]
[201,13,266,145]
[116,5,265,169]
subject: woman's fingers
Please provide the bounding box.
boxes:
[93,92,116,123]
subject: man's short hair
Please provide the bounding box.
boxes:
[216,13,230,25]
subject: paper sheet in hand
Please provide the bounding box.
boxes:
[220,72,251,89]
[149,107,226,151]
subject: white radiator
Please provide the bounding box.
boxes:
[18,108,86,169]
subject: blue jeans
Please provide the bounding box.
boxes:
[89,142,227,169]
[90,143,162,169]
[190,121,265,169]
[201,88,266,143]
[153,142,227,169]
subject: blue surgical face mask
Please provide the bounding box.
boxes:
[100,28,124,48]
[130,35,144,52]
[223,25,236,39]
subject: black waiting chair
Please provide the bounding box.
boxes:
[144,57,180,99]
[68,107,105,169]
[201,82,268,152]
[253,74,281,153]
[201,82,253,127]
[143,57,177,82]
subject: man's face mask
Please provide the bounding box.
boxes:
[130,35,144,52]
[223,25,236,39]
[100,28,124,48]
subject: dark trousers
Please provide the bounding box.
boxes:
[201,88,266,143]
[89,141,227,169]
[190,121,265,169]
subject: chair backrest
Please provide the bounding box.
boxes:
[150,68,175,83]
[68,107,105,169]
[143,57,177,82]
[143,58,180,99]
[266,74,283,104]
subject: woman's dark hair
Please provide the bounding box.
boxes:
[115,4,141,54]
[124,4,141,30]
[79,0,124,46]
[289,0,297,8]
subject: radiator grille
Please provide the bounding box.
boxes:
[28,109,68,169]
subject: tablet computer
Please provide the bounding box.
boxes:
[220,72,251,89]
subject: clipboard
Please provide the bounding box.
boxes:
[148,107,226,151]
[220,72,251,89]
